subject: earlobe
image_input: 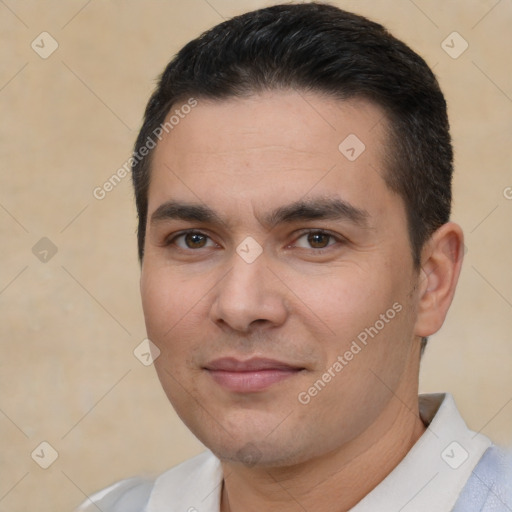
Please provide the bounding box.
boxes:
[414,222,464,338]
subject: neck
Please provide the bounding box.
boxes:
[220,383,426,512]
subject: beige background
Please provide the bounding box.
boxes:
[1,1,511,510]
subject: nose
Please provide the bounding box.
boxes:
[209,251,288,333]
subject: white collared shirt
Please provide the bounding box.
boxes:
[80,393,492,511]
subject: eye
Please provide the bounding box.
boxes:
[171,231,216,250]
[294,231,338,249]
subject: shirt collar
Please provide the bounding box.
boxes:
[147,393,491,512]
[350,393,492,511]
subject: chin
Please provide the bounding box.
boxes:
[213,444,305,468]
[191,428,320,469]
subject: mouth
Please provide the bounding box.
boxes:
[203,357,305,393]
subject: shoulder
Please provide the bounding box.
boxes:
[453,445,512,512]
[75,451,218,512]
[75,476,155,512]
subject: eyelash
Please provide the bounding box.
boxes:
[290,229,341,251]
[167,231,218,250]
[165,229,345,252]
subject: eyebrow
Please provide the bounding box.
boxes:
[150,201,225,225]
[264,197,370,229]
[150,197,370,229]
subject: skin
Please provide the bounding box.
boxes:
[140,91,464,511]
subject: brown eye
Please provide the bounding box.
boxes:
[184,232,208,248]
[292,231,339,251]
[307,232,331,248]
[167,231,218,252]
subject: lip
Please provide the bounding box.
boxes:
[204,357,304,393]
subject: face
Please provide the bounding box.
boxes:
[140,91,422,467]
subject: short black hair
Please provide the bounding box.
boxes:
[132,2,452,271]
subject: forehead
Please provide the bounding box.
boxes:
[153,91,388,162]
[147,91,401,226]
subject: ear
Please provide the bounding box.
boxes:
[414,222,464,338]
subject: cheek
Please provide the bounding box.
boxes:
[289,262,415,387]
[141,274,183,364]
[140,265,217,387]
[140,268,170,337]
[141,264,203,336]
[291,265,399,339]
[142,269,205,399]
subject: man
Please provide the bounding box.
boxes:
[78,3,511,511]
